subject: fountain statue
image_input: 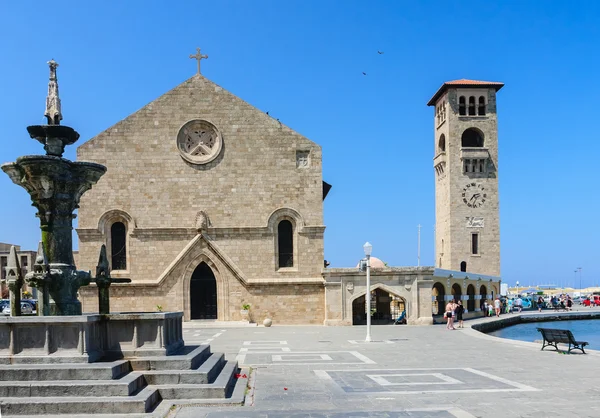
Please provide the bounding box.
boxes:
[2,59,106,315]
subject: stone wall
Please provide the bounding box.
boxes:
[322,267,435,326]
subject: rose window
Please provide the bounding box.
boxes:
[177,120,222,164]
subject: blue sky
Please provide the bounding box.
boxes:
[0,1,598,288]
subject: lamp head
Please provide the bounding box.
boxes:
[363,242,372,257]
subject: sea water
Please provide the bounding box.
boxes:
[488,319,600,349]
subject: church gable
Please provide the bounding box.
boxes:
[76,74,324,231]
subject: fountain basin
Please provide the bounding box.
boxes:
[0,312,183,364]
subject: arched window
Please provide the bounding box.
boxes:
[278,220,294,268]
[460,261,467,272]
[438,134,446,152]
[459,96,466,116]
[111,222,127,270]
[468,96,476,116]
[478,96,486,115]
[461,128,484,147]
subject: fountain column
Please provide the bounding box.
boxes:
[1,60,107,315]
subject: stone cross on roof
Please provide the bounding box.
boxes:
[189,47,208,75]
[45,59,62,125]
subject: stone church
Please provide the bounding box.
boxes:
[76,59,503,325]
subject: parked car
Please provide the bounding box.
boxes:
[0,299,9,310]
[22,299,38,312]
[2,302,34,315]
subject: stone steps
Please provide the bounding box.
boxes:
[0,347,245,416]
[128,344,210,371]
[0,360,130,381]
[0,386,161,415]
[154,360,238,399]
[142,352,225,384]
[0,372,145,397]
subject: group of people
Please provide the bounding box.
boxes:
[537,294,573,312]
[444,300,465,330]
[481,297,513,317]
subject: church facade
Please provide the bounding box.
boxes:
[77,74,327,324]
[76,69,502,325]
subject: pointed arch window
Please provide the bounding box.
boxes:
[111,222,127,270]
[278,220,294,268]
[459,96,466,116]
[438,134,446,153]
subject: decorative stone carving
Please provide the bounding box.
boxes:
[45,59,62,125]
[466,217,484,228]
[6,246,24,316]
[177,119,223,165]
[195,210,211,232]
[296,150,310,168]
[346,282,354,292]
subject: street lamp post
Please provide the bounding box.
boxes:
[363,241,372,343]
[577,267,582,292]
[516,281,519,297]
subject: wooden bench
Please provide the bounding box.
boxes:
[537,328,588,354]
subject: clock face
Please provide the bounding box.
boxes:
[462,183,487,208]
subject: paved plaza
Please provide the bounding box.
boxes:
[173,309,600,418]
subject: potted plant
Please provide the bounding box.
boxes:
[241,303,250,321]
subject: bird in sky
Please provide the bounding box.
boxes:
[377,50,384,54]
[362,72,367,76]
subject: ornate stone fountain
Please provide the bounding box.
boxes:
[0,61,244,415]
[2,60,106,316]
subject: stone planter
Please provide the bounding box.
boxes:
[240,309,249,321]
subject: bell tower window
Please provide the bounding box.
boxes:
[438,134,446,153]
[459,96,466,116]
[478,96,486,115]
[461,128,484,147]
[468,96,476,116]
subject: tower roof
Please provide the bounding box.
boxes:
[427,79,504,106]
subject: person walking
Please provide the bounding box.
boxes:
[515,296,523,313]
[483,300,488,317]
[537,295,544,312]
[455,300,465,328]
[494,297,501,317]
[445,300,455,330]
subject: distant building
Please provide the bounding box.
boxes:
[0,242,37,298]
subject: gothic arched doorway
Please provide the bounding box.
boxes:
[190,262,217,319]
[432,282,445,316]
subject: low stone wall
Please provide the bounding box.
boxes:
[0,312,184,364]
[471,311,600,333]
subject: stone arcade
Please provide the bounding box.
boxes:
[75,53,502,325]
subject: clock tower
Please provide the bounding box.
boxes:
[428,79,503,276]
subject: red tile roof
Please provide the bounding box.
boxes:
[427,79,504,106]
